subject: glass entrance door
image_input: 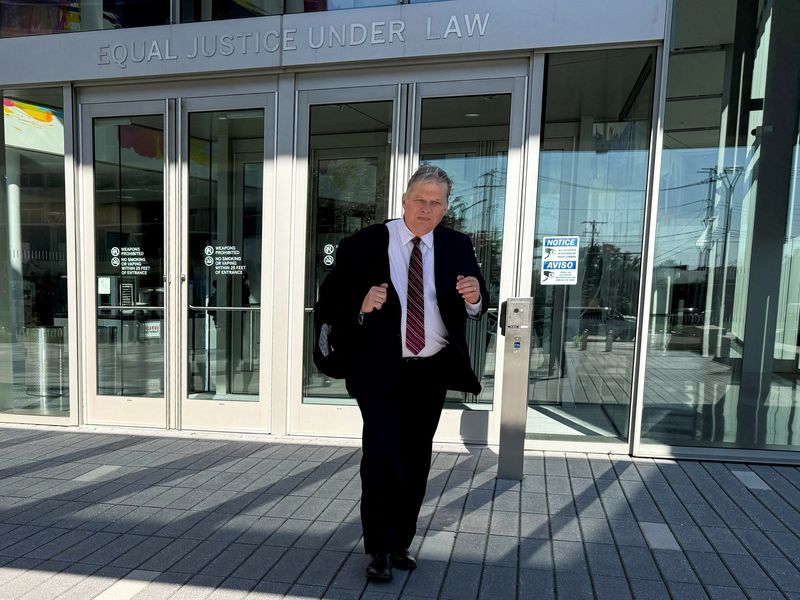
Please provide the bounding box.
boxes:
[81,94,273,431]
[292,85,397,435]
[524,48,658,445]
[82,101,169,427]
[180,94,273,432]
[291,73,528,441]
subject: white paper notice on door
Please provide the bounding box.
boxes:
[541,236,580,285]
[98,276,111,295]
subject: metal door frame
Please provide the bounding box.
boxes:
[178,92,276,433]
[288,64,530,444]
[78,98,173,427]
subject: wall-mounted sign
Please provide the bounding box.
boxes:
[110,246,150,276]
[0,1,667,87]
[96,13,491,70]
[322,243,337,270]
[207,244,244,275]
[541,236,579,285]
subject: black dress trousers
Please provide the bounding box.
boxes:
[355,354,447,555]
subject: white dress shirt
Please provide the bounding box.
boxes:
[387,219,481,358]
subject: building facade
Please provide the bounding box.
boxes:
[1,0,799,463]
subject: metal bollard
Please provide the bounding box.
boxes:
[605,329,614,352]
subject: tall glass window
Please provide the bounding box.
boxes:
[0,1,169,37]
[302,100,392,404]
[187,109,264,401]
[181,0,445,22]
[94,115,165,397]
[526,48,657,443]
[419,94,511,406]
[642,0,800,450]
[0,87,69,417]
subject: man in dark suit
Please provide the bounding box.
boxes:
[320,165,489,582]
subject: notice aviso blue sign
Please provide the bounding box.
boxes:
[541,236,580,285]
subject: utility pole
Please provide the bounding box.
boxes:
[698,167,718,357]
[581,219,606,248]
[581,220,606,306]
[715,166,743,355]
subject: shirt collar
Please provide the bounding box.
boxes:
[399,219,434,249]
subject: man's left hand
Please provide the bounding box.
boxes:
[456,275,481,305]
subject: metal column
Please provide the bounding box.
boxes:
[497,297,533,480]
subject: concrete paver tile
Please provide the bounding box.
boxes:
[168,573,225,600]
[243,580,291,599]
[439,561,481,600]
[111,536,174,569]
[719,552,778,591]
[555,569,593,599]
[292,519,338,550]
[627,577,671,600]
[478,564,516,599]
[230,545,285,581]
[400,559,447,598]
[57,565,133,600]
[618,544,661,581]
[705,585,747,599]
[593,575,632,600]
[450,532,486,564]
[17,561,101,600]
[128,571,192,600]
[295,549,347,587]
[168,539,230,574]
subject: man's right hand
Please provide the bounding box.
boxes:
[361,283,389,313]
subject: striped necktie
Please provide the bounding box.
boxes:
[406,236,425,355]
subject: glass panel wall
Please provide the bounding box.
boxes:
[419,94,511,407]
[187,109,264,401]
[526,48,657,442]
[0,87,69,417]
[94,115,165,397]
[302,100,392,404]
[642,0,800,451]
[0,1,169,37]
[182,0,444,22]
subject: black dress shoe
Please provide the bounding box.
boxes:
[390,548,417,570]
[366,553,393,582]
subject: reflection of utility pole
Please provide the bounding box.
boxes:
[698,168,718,270]
[698,167,718,357]
[581,219,606,248]
[581,220,606,306]
[697,166,742,357]
[715,166,743,354]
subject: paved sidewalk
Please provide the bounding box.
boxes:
[1,427,800,599]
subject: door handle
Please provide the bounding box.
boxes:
[499,300,507,336]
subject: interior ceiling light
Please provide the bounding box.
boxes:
[465,113,481,118]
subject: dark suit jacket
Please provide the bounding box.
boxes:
[320,221,489,398]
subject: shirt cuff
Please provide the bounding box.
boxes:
[465,298,482,317]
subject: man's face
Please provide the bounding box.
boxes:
[402,180,448,236]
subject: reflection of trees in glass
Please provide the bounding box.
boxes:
[316,157,385,232]
[580,241,641,316]
[442,166,506,303]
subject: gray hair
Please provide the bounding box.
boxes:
[406,165,453,199]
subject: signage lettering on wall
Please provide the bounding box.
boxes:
[97,13,490,69]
